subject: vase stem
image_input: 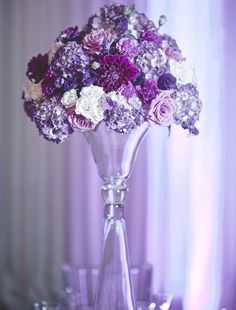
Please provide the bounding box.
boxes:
[95,197,135,310]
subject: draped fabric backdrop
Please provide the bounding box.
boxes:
[0,0,235,309]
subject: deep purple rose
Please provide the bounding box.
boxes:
[97,54,138,93]
[157,73,177,90]
[26,53,49,83]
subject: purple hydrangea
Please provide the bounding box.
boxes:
[97,54,138,93]
[161,34,184,61]
[26,53,49,83]
[104,102,145,134]
[157,73,177,90]
[56,26,81,44]
[129,11,158,36]
[171,83,202,135]
[51,41,91,72]
[34,97,73,143]
[24,100,40,121]
[135,41,168,80]
[115,17,128,34]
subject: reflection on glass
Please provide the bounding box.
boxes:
[33,301,63,310]
[137,301,156,309]
[155,294,173,310]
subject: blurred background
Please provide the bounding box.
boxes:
[0,0,235,309]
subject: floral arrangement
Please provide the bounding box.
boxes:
[23,3,202,143]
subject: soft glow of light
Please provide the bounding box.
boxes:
[147,0,222,309]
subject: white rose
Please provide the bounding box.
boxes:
[61,89,78,108]
[23,79,43,101]
[75,98,104,124]
[169,59,197,86]
[75,86,104,124]
[80,85,104,99]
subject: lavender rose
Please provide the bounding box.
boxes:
[148,91,176,126]
[67,108,96,131]
[83,30,111,55]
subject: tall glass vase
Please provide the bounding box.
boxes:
[84,122,148,310]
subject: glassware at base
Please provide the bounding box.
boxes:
[62,263,153,305]
[136,301,156,309]
[33,301,64,310]
[154,294,173,310]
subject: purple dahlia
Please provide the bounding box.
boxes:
[97,54,138,93]
[26,53,49,83]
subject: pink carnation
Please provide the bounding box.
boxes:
[67,108,95,131]
[148,91,176,126]
[83,30,111,55]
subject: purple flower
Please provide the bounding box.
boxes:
[115,17,128,34]
[104,104,145,134]
[171,83,202,134]
[137,79,158,104]
[97,54,138,93]
[83,30,112,55]
[56,26,81,44]
[67,108,96,131]
[161,34,184,61]
[148,91,176,126]
[51,41,91,72]
[140,31,162,47]
[119,82,137,99]
[34,97,73,143]
[116,37,138,58]
[24,100,39,121]
[26,54,49,83]
[135,41,168,80]
[157,73,177,90]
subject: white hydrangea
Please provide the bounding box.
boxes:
[23,79,43,101]
[75,85,104,124]
[128,96,142,110]
[128,13,139,38]
[107,92,128,108]
[106,91,142,110]
[169,59,197,86]
[61,89,78,108]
